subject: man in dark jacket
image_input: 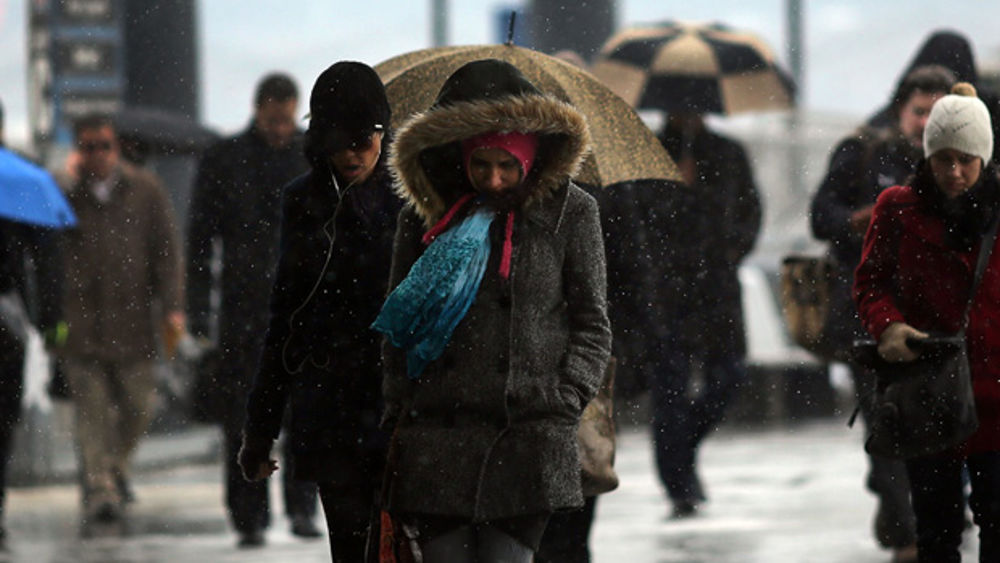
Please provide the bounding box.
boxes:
[811,63,955,562]
[186,73,318,547]
[654,112,761,518]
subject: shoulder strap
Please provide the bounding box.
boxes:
[962,215,1000,331]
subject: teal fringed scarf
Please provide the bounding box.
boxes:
[372,205,495,379]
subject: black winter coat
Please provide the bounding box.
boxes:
[243,168,402,481]
[186,125,308,393]
[810,130,921,350]
[659,125,761,357]
[589,179,697,398]
[0,219,62,332]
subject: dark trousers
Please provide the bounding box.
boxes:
[0,344,24,536]
[535,496,597,562]
[222,406,316,533]
[852,365,917,548]
[318,477,378,562]
[651,348,745,503]
[420,523,536,563]
[907,451,1000,563]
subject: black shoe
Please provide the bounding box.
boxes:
[237,529,266,548]
[671,499,699,519]
[92,501,123,524]
[290,515,322,539]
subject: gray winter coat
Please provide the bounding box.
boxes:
[382,62,612,522]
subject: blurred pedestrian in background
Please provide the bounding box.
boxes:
[186,72,319,548]
[373,58,611,563]
[811,62,956,562]
[58,113,184,528]
[237,61,402,562]
[855,82,1000,563]
[653,110,761,518]
[0,96,65,552]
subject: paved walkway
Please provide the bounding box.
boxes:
[2,418,982,562]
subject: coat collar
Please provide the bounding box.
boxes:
[70,165,128,206]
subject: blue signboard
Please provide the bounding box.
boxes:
[31,0,124,146]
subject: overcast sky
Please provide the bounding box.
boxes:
[2,0,1000,147]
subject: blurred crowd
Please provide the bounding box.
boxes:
[2,23,1000,563]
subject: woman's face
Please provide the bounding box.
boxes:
[467,148,523,195]
[930,148,983,199]
[328,131,383,184]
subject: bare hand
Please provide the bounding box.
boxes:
[250,459,279,481]
[163,310,187,357]
[878,322,929,362]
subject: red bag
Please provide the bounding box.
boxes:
[379,510,420,563]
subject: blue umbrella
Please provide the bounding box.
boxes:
[0,148,77,229]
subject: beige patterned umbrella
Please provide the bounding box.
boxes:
[591,21,795,115]
[375,43,681,187]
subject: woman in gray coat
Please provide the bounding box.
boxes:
[374,59,612,562]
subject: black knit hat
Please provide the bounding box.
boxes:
[304,61,390,171]
[308,61,390,136]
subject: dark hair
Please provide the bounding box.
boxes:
[73,112,115,139]
[254,73,298,107]
[892,64,956,115]
[0,95,4,130]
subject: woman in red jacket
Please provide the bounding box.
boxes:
[855,82,1000,563]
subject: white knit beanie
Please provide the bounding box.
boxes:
[923,82,994,164]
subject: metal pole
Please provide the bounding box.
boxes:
[787,0,804,92]
[432,0,448,47]
[786,0,806,194]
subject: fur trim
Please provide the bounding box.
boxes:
[390,94,591,226]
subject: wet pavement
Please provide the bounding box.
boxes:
[2,418,981,562]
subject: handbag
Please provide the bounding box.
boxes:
[579,356,619,496]
[367,424,422,563]
[853,216,999,459]
[375,510,420,563]
[854,335,977,459]
[780,255,835,359]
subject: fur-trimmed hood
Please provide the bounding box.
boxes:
[389,60,591,226]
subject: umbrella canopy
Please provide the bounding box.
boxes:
[375,43,681,187]
[590,21,795,115]
[0,148,76,229]
[114,106,220,159]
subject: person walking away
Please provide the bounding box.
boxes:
[237,61,402,562]
[811,64,955,562]
[58,113,184,528]
[855,82,1000,563]
[186,72,320,548]
[372,58,612,563]
[654,111,761,518]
